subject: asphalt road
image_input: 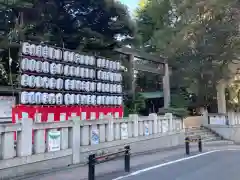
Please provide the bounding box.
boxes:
[109,150,240,180]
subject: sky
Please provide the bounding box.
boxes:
[120,0,139,14]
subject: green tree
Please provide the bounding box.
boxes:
[136,0,240,108]
[0,0,135,85]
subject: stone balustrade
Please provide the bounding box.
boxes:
[0,113,184,179]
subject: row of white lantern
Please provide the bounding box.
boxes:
[21,74,123,93]
[22,43,121,70]
[96,58,121,70]
[20,92,123,105]
[21,59,97,79]
[97,70,122,82]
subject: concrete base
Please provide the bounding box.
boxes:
[0,132,185,180]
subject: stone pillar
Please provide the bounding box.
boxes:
[216,81,227,113]
[163,63,170,108]
[127,54,135,95]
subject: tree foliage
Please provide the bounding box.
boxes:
[0,0,135,85]
[136,0,240,108]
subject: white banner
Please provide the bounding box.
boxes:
[121,123,128,139]
[48,130,61,152]
[91,126,99,144]
[0,96,15,119]
[144,123,149,136]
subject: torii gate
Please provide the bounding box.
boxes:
[115,47,171,108]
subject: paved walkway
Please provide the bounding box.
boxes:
[113,150,240,180]
[16,144,239,180]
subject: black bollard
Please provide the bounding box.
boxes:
[124,145,130,172]
[198,136,202,152]
[88,154,96,180]
[185,137,190,155]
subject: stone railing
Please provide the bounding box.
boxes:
[0,113,183,179]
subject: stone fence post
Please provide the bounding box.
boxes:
[129,114,139,137]
[17,117,33,157]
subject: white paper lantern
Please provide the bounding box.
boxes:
[55,49,62,60]
[42,61,50,73]
[109,96,113,105]
[105,60,109,69]
[90,56,95,65]
[97,82,101,92]
[101,96,106,105]
[81,95,86,105]
[28,75,35,88]
[97,96,101,105]
[65,79,71,90]
[105,83,110,92]
[35,61,42,72]
[49,93,56,104]
[42,93,49,104]
[48,47,54,59]
[102,71,106,80]
[56,64,63,74]
[118,96,123,105]
[105,96,109,105]
[21,58,28,71]
[85,81,90,92]
[76,80,81,91]
[85,68,89,78]
[35,76,42,88]
[97,58,101,67]
[42,76,49,89]
[113,84,117,93]
[79,81,83,91]
[56,78,63,90]
[21,91,29,104]
[82,81,86,91]
[109,61,113,70]
[91,95,96,105]
[112,61,117,70]
[69,94,74,105]
[97,70,102,80]
[69,52,75,62]
[29,44,36,56]
[110,72,114,82]
[35,92,42,104]
[42,45,49,59]
[29,59,36,71]
[79,55,84,64]
[106,72,110,81]
[74,94,80,104]
[50,63,57,75]
[28,92,35,104]
[74,53,81,64]
[101,83,105,92]
[35,45,42,57]
[110,84,113,93]
[80,68,84,77]
[101,59,106,68]
[90,82,95,92]
[116,62,121,70]
[64,65,70,76]
[69,66,75,76]
[21,74,29,87]
[64,93,71,105]
[22,42,30,55]
[83,55,88,65]
[70,80,76,90]
[56,93,63,105]
[90,69,95,79]
[49,78,56,89]
[86,95,91,105]
[52,48,58,60]
[63,51,69,62]
[75,67,80,77]
[117,84,122,93]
